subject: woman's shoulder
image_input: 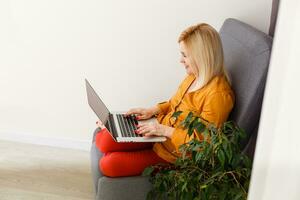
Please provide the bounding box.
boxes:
[206,75,235,99]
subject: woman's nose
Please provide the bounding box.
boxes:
[180,57,185,64]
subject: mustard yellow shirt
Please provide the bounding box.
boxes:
[153,74,235,163]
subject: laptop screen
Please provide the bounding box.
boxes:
[85,79,110,125]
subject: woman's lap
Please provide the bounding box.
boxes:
[99,149,167,177]
[95,128,168,177]
[95,128,153,153]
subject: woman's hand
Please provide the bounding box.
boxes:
[135,122,175,138]
[124,106,160,120]
[96,120,106,129]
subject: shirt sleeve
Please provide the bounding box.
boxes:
[200,91,234,128]
[156,100,171,115]
[170,91,234,153]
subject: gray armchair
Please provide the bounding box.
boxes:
[90,18,273,200]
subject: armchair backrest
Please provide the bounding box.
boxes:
[219,18,272,156]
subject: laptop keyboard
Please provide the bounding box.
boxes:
[116,114,141,137]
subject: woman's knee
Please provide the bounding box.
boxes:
[99,153,126,177]
[95,129,115,153]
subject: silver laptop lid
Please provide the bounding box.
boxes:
[85,79,110,125]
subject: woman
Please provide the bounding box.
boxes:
[95,23,235,177]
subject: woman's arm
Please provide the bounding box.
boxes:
[155,100,171,115]
[148,105,161,116]
[170,91,234,153]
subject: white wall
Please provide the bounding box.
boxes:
[0,0,272,149]
[248,0,300,199]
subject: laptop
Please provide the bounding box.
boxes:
[85,79,167,142]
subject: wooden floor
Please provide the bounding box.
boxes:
[0,140,94,200]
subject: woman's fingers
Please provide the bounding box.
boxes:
[136,114,146,120]
[136,123,158,136]
[96,120,103,126]
[96,120,106,129]
[124,108,142,116]
[124,109,134,116]
[144,132,159,137]
[124,107,153,120]
[135,124,149,134]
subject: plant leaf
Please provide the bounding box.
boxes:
[171,111,183,119]
[144,111,252,199]
[142,166,154,176]
[195,122,206,133]
[232,192,244,200]
[218,149,226,167]
[183,112,193,126]
[223,142,233,162]
[196,151,203,162]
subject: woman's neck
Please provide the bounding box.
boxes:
[188,76,204,92]
[194,76,204,87]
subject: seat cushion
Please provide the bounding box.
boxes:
[96,176,152,200]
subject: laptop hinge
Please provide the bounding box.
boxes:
[107,113,119,139]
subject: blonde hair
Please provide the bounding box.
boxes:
[178,23,231,87]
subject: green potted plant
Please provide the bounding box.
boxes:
[143,111,252,200]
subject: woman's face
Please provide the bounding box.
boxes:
[179,41,195,75]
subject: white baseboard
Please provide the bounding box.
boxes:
[0,132,91,151]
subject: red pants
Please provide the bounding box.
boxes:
[95,128,168,177]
